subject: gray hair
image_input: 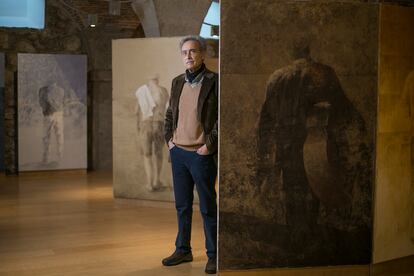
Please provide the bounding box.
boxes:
[179,35,207,52]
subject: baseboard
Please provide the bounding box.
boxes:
[371,255,414,275]
[219,265,370,276]
[218,255,414,276]
[18,169,88,176]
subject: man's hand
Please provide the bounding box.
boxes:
[196,144,209,155]
[168,140,175,150]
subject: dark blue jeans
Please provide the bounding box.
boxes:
[170,146,217,259]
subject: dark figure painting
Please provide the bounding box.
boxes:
[254,43,371,263]
[218,0,377,270]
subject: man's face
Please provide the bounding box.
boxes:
[181,40,205,72]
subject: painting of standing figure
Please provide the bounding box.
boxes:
[113,37,218,201]
[134,75,169,192]
[38,82,65,165]
[113,38,186,201]
[219,0,377,269]
[18,54,87,171]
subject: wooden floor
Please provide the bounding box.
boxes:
[2,171,410,276]
[0,171,207,276]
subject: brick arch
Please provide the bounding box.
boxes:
[131,0,212,37]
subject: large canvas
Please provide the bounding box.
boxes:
[374,4,414,263]
[113,37,191,201]
[0,53,4,171]
[18,54,87,171]
[219,1,378,269]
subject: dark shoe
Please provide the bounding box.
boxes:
[162,251,193,266]
[205,257,217,274]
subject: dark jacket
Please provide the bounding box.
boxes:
[164,68,218,154]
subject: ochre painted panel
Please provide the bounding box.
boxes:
[374,4,414,263]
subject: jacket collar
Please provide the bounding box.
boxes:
[176,68,215,93]
[197,70,215,119]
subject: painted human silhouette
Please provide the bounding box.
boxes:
[38,82,65,164]
[257,41,366,251]
[135,75,169,191]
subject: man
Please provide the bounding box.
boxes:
[134,75,169,191]
[38,82,65,164]
[163,35,218,274]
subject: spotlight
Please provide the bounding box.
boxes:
[211,25,219,38]
[88,14,98,28]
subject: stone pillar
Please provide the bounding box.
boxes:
[4,53,18,175]
[89,70,113,170]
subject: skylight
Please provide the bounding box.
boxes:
[200,1,219,39]
[0,0,45,29]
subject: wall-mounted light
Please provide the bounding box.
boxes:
[211,25,219,38]
[87,14,98,27]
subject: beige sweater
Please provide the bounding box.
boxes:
[172,83,205,151]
